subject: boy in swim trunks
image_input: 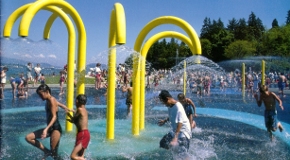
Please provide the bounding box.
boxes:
[67,94,90,160]
[254,85,284,141]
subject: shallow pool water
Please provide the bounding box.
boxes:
[1,87,290,159]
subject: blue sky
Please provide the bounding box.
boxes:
[1,0,289,66]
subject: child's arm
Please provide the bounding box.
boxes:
[271,92,284,110]
[254,93,262,107]
[58,102,75,113]
[187,98,197,117]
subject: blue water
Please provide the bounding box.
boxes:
[1,87,290,159]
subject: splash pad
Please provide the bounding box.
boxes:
[1,0,290,159]
[1,86,290,159]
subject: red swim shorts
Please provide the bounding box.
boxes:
[75,129,90,149]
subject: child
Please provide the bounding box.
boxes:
[254,85,284,141]
[177,93,197,130]
[39,73,46,85]
[59,70,66,95]
[67,94,90,160]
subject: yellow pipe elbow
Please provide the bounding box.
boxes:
[114,3,126,44]
[134,16,201,55]
[3,4,31,37]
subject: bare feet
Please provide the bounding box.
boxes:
[278,123,283,132]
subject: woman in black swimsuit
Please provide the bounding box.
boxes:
[25,84,65,159]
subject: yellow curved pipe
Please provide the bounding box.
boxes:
[139,31,195,130]
[3,4,32,37]
[107,3,126,139]
[134,16,201,54]
[18,0,86,96]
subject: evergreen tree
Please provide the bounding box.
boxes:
[200,17,211,39]
[272,19,279,28]
[235,18,248,40]
[247,12,265,41]
[286,10,290,25]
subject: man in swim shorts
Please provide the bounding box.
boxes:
[67,94,90,160]
[254,85,284,141]
[158,90,191,159]
[278,73,288,97]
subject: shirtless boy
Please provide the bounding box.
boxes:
[67,94,90,160]
[254,85,284,141]
[122,82,133,117]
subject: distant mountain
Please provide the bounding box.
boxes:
[1,57,58,68]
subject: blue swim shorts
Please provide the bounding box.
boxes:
[264,110,278,131]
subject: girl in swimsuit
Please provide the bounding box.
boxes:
[25,84,72,159]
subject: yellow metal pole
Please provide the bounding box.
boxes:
[107,3,126,139]
[139,56,146,130]
[242,63,245,97]
[183,61,186,96]
[132,54,140,135]
[261,60,265,86]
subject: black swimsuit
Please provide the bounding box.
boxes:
[45,102,62,135]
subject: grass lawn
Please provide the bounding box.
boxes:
[45,75,95,84]
[10,75,96,85]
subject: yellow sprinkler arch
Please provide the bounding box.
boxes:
[132,16,202,133]
[139,31,195,130]
[18,0,87,96]
[3,2,77,131]
[107,2,126,140]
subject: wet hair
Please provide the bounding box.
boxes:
[177,93,185,100]
[3,67,8,71]
[76,94,87,105]
[36,84,51,94]
[259,85,268,93]
[159,90,172,102]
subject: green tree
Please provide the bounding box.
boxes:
[262,25,290,57]
[247,12,265,41]
[200,17,212,39]
[235,18,248,40]
[272,19,279,28]
[200,38,212,58]
[286,10,290,25]
[227,18,239,40]
[224,40,256,59]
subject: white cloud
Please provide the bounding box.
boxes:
[35,54,45,58]
[48,54,57,59]
[23,54,33,58]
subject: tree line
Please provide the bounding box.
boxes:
[146,11,290,70]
